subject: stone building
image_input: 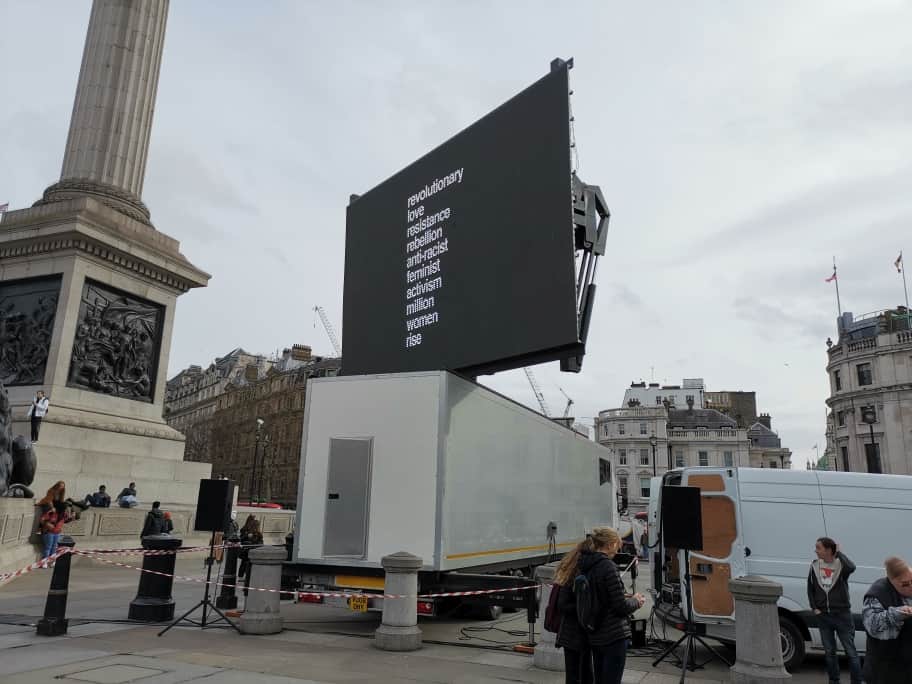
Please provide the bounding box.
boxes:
[597,400,790,513]
[184,353,341,507]
[622,379,705,409]
[825,308,912,474]
[704,391,758,428]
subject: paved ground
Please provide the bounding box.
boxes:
[0,552,833,683]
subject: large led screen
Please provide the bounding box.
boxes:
[342,64,580,376]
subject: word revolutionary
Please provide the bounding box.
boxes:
[407,168,464,208]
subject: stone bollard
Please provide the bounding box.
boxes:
[36,535,75,636]
[239,545,286,634]
[216,534,240,610]
[129,534,182,621]
[533,562,564,671]
[374,551,422,652]
[729,576,791,684]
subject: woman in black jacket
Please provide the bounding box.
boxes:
[554,543,593,684]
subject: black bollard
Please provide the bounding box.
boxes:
[36,535,75,636]
[215,533,240,609]
[129,534,182,621]
[285,531,294,561]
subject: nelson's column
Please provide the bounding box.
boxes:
[0,0,212,503]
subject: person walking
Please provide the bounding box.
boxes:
[36,481,73,565]
[554,541,593,684]
[140,501,166,538]
[862,556,912,684]
[26,390,50,442]
[807,537,863,683]
[579,527,645,684]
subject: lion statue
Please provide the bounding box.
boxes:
[0,379,37,498]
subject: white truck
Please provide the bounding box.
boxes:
[287,370,617,616]
[649,466,912,670]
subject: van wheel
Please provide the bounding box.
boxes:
[779,616,805,671]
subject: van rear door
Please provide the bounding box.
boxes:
[681,468,745,621]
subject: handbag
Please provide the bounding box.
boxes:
[544,583,562,633]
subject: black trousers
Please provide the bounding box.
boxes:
[563,644,593,684]
[31,416,42,442]
[591,639,627,684]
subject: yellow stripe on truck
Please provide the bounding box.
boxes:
[445,540,580,561]
[334,575,385,590]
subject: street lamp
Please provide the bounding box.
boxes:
[861,408,881,473]
[250,418,264,503]
[649,433,658,477]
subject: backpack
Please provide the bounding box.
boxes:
[543,584,562,633]
[574,570,599,632]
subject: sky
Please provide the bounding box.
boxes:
[3,1,912,470]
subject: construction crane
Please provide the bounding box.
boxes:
[313,306,342,356]
[559,387,574,418]
[524,367,551,417]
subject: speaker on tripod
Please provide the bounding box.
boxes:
[652,485,731,682]
[159,479,240,636]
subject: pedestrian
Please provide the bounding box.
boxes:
[84,484,111,508]
[578,527,646,684]
[862,556,912,684]
[807,537,863,683]
[239,515,264,597]
[640,529,649,561]
[140,501,166,538]
[554,540,593,684]
[116,482,138,507]
[36,481,73,565]
[26,390,50,442]
[162,511,174,534]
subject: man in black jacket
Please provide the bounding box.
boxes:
[140,501,167,539]
[807,537,861,684]
[862,556,912,684]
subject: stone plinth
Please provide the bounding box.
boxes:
[729,575,791,684]
[239,545,286,635]
[532,562,564,671]
[374,551,422,652]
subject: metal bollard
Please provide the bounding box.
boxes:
[374,551,422,652]
[36,536,75,636]
[128,534,182,621]
[216,534,240,610]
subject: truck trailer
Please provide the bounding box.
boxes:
[287,370,617,615]
[649,466,912,670]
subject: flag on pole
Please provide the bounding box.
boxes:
[895,252,903,273]
[825,267,837,283]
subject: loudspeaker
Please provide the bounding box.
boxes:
[660,485,703,551]
[194,479,235,532]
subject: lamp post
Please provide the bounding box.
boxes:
[861,408,881,473]
[649,433,657,477]
[250,418,264,503]
[257,434,271,505]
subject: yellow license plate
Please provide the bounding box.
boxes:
[349,596,369,612]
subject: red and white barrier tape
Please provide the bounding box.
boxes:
[0,548,70,583]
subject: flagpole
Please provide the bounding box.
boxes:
[833,256,842,318]
[902,253,910,312]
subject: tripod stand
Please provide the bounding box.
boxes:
[158,531,241,636]
[652,549,731,683]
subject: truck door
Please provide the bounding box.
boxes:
[681,468,745,620]
[322,437,373,558]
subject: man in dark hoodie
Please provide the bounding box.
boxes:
[807,537,861,684]
[140,501,167,539]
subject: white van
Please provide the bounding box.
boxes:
[648,467,912,670]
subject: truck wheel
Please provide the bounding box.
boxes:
[779,616,805,671]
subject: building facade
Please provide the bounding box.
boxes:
[622,379,705,409]
[704,391,758,428]
[747,415,792,469]
[825,308,912,475]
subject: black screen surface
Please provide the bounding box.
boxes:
[342,65,579,376]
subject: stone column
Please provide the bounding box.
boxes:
[239,545,285,635]
[532,562,564,671]
[729,576,791,684]
[374,551,422,652]
[37,0,169,224]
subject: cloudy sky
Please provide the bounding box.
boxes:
[3,1,911,468]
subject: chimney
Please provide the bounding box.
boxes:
[290,344,312,362]
[244,364,258,382]
[758,413,772,429]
